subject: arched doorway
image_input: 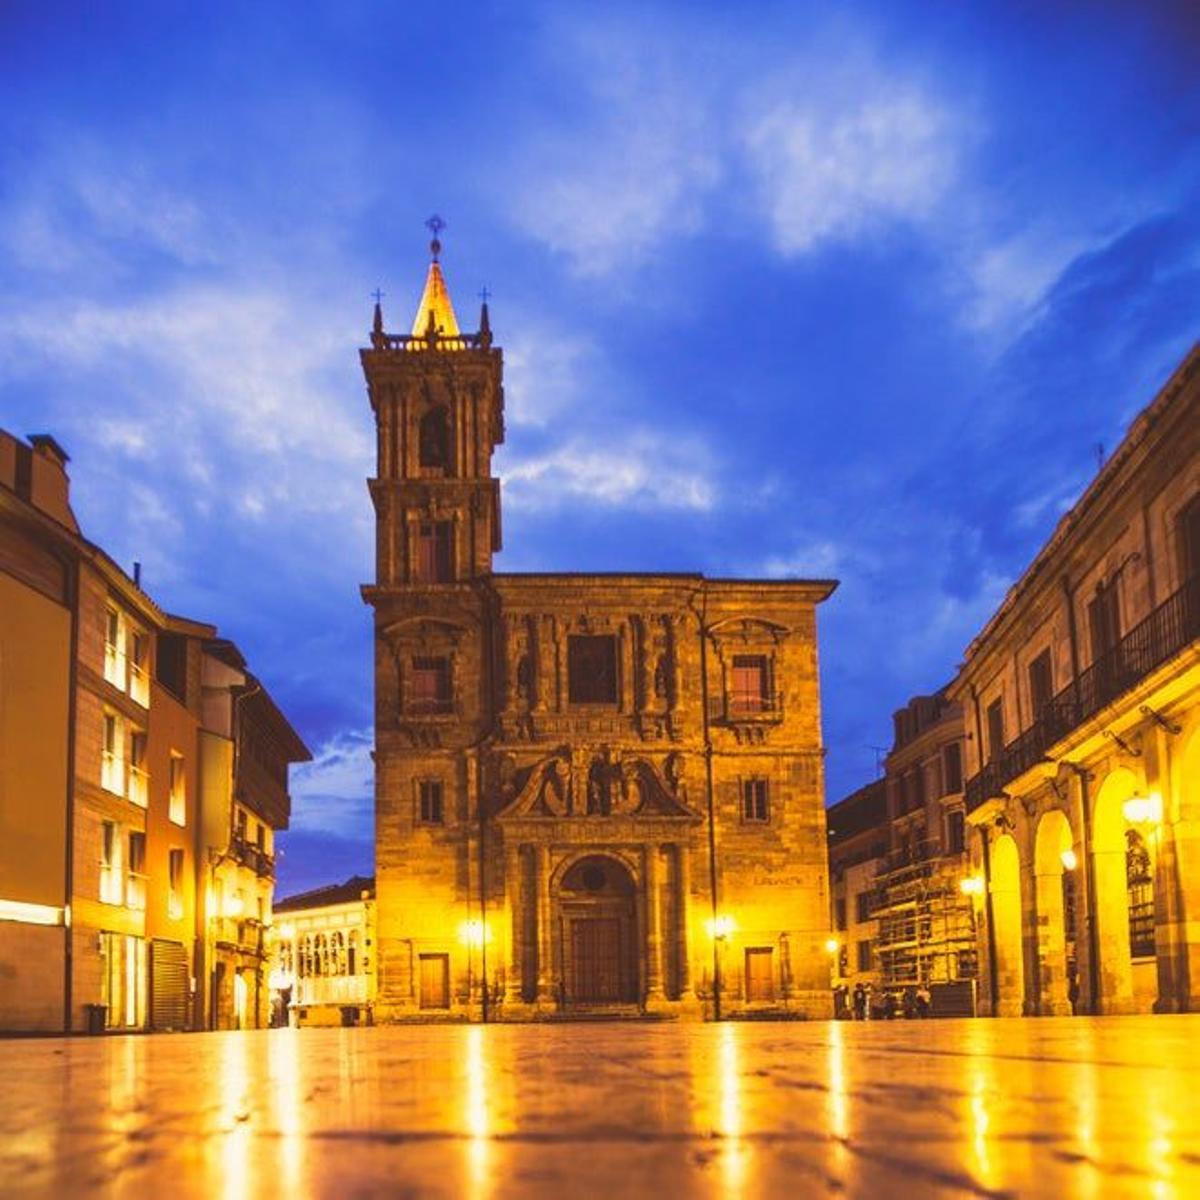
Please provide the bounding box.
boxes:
[990,833,1024,1015]
[1091,768,1138,1011]
[1034,809,1078,1014]
[557,855,638,1005]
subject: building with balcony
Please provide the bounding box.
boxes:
[0,428,309,1033]
[198,641,310,1030]
[949,344,1200,1016]
[271,875,376,1026]
[364,230,838,1021]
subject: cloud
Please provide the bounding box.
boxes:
[289,727,374,835]
[503,433,716,512]
[744,87,958,256]
[502,325,597,428]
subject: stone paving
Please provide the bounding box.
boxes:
[3,1016,1199,1198]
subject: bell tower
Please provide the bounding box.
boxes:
[361,220,505,1017]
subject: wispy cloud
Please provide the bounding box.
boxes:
[289,727,374,834]
[503,433,716,512]
[744,86,958,256]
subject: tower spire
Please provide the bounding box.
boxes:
[411,215,460,338]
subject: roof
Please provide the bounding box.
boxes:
[410,260,460,338]
[274,874,376,913]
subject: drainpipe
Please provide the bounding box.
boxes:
[63,556,80,1033]
[1060,576,1100,1013]
[693,589,721,1021]
[969,684,999,1016]
[979,824,998,1016]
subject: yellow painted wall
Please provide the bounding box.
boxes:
[0,572,70,907]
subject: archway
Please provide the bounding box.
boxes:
[990,833,1024,1015]
[556,855,638,1005]
[1092,767,1138,1011]
[1033,809,1077,1014]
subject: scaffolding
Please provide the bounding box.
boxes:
[871,846,977,990]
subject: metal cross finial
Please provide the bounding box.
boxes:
[478,286,491,304]
[426,214,446,261]
[371,288,385,305]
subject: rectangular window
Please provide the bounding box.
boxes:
[415,521,453,583]
[169,753,186,826]
[101,712,125,793]
[986,698,1005,761]
[1088,585,1121,664]
[567,635,618,704]
[744,948,774,1002]
[730,655,769,714]
[1028,648,1053,720]
[834,899,846,931]
[911,766,926,810]
[1179,494,1200,581]
[942,742,963,795]
[100,820,122,904]
[418,780,445,824]
[129,631,150,707]
[946,809,965,855]
[418,953,450,1009]
[128,729,148,807]
[104,606,127,690]
[156,632,187,700]
[740,778,769,822]
[855,891,872,924]
[126,831,146,911]
[410,657,452,715]
[168,848,184,920]
[857,940,873,972]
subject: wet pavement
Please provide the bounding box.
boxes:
[3,1016,1199,1198]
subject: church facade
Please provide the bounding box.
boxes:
[362,234,836,1020]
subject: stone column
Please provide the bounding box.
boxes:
[645,844,664,1002]
[677,842,693,996]
[639,617,655,713]
[505,843,522,1004]
[536,845,554,1004]
[533,616,549,712]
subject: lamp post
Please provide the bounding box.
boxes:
[707,915,734,1020]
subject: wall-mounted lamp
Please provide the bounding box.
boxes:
[459,919,490,948]
[824,937,840,955]
[1060,848,1078,871]
[706,914,735,941]
[959,875,985,896]
[1122,792,1162,825]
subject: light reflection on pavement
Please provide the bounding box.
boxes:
[3,1016,1199,1198]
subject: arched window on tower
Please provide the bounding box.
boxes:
[331,931,345,976]
[418,406,452,473]
[1126,828,1155,958]
[348,931,359,976]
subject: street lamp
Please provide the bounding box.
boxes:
[959,874,985,896]
[1122,792,1162,825]
[707,914,734,1021]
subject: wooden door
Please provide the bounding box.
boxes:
[419,953,449,1009]
[571,918,622,1002]
[745,947,774,1002]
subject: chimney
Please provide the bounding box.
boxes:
[24,434,80,533]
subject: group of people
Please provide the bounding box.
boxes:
[837,982,933,1020]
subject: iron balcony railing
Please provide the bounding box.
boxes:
[706,691,785,724]
[966,574,1200,812]
[230,834,275,879]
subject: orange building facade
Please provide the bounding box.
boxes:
[0,430,308,1033]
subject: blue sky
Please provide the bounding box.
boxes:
[2,2,1198,894]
